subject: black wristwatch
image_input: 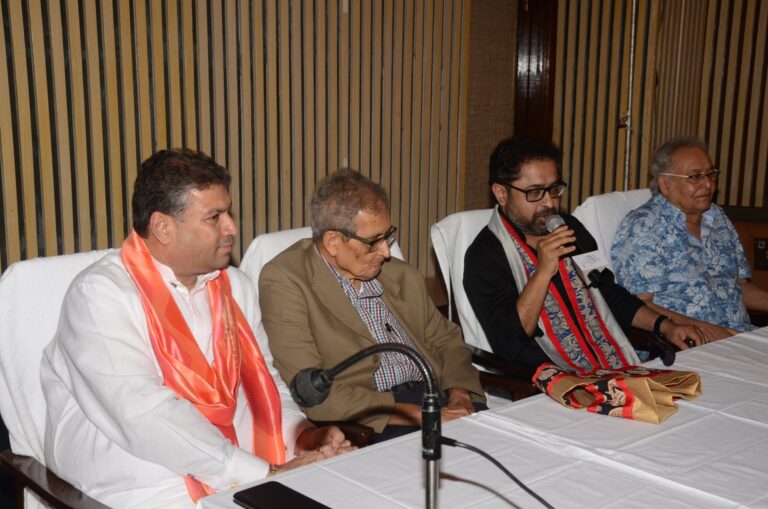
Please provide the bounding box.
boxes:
[653,315,670,340]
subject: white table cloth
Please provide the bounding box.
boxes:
[199,328,768,509]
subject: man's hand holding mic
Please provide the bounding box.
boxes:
[537,220,577,278]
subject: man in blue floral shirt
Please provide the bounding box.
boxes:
[611,137,768,336]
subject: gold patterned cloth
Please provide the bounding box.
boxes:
[533,363,702,424]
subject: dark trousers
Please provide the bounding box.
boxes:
[373,381,487,443]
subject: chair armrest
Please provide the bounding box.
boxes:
[469,346,537,378]
[748,308,768,328]
[627,327,658,350]
[308,422,374,447]
[467,345,539,400]
[1,449,110,509]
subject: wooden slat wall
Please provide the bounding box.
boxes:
[555,0,768,211]
[553,0,658,211]
[0,0,471,277]
[647,0,768,208]
[697,0,767,208]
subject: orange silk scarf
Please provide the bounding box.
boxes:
[121,232,285,502]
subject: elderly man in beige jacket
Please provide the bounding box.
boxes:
[260,169,486,442]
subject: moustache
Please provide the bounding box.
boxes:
[533,208,559,220]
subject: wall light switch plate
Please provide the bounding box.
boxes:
[755,239,768,271]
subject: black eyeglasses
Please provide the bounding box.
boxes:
[338,225,398,252]
[658,168,720,184]
[499,181,567,202]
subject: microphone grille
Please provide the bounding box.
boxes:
[545,214,566,233]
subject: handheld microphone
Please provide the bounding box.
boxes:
[544,214,617,288]
[289,343,442,508]
[545,214,582,255]
[544,214,566,233]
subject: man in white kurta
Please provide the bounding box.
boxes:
[40,149,348,508]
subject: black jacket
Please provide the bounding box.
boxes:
[463,211,643,365]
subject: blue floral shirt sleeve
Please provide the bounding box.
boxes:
[611,198,667,295]
[610,193,754,331]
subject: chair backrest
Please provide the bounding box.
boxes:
[239,227,405,300]
[571,189,652,272]
[430,209,494,352]
[0,249,114,463]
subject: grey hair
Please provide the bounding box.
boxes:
[649,137,709,193]
[310,168,389,242]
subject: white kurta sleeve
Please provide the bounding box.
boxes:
[43,263,281,490]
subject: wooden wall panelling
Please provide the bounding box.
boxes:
[604,0,627,195]
[741,0,767,207]
[0,0,472,277]
[253,0,268,234]
[181,1,198,149]
[350,1,361,171]
[102,0,127,247]
[84,0,108,249]
[326,0,339,179]
[225,0,241,256]
[417,0,435,273]
[289,0,303,229]
[239,0,255,245]
[389,0,404,239]
[361,1,374,180]
[303,0,317,227]
[9,0,39,259]
[451,0,469,213]
[119,0,139,241]
[398,0,414,260]
[371,0,383,186]
[195,0,211,155]
[591,0,612,195]
[554,0,657,210]
[49,0,76,255]
[339,0,350,168]
[28,0,57,257]
[166,0,183,149]
[381,0,394,192]
[0,2,19,266]
[264,0,279,231]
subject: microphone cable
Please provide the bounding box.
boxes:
[441,436,555,509]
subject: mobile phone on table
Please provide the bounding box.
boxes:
[233,481,331,509]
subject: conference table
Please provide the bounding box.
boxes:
[199,327,768,509]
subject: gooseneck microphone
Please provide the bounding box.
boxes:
[290,368,333,407]
[291,343,555,509]
[290,343,442,509]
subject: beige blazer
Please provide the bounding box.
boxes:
[260,239,485,432]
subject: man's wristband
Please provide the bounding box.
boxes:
[653,315,670,339]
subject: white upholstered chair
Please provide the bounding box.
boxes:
[239,227,406,443]
[430,209,494,353]
[430,210,538,401]
[0,250,114,509]
[571,189,652,272]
